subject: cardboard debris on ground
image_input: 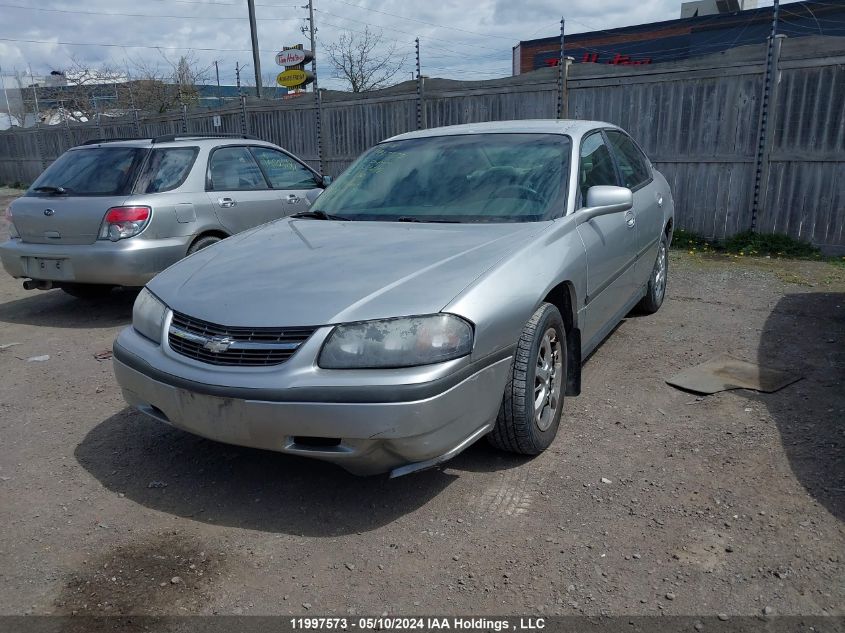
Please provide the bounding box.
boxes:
[666,353,801,395]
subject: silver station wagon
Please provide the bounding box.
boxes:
[113,120,674,477]
[0,134,328,298]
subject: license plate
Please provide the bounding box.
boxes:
[29,257,72,280]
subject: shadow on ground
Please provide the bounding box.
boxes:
[0,287,138,329]
[75,408,529,536]
[757,291,845,522]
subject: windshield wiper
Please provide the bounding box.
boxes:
[290,210,350,221]
[33,185,70,195]
[396,216,460,223]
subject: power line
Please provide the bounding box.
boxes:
[0,3,300,20]
[0,36,277,53]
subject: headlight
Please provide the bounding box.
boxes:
[319,314,473,369]
[133,288,167,343]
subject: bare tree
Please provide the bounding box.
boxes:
[326,27,407,92]
[34,52,212,123]
[130,51,211,113]
[51,56,125,122]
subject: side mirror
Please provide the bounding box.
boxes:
[578,186,633,224]
[321,175,333,188]
[305,188,323,205]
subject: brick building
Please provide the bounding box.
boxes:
[512,0,845,74]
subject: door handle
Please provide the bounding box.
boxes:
[218,197,236,208]
[286,194,301,204]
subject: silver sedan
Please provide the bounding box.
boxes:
[113,120,674,476]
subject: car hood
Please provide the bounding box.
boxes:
[148,219,551,327]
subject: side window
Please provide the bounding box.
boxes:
[605,131,651,190]
[579,132,619,206]
[137,147,198,193]
[251,147,321,189]
[208,146,268,191]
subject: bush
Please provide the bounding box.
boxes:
[671,229,824,259]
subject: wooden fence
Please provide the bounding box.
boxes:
[1,35,843,252]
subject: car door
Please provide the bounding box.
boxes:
[575,131,639,348]
[604,130,664,285]
[249,146,323,216]
[205,145,282,234]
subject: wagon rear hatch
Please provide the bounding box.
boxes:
[11,145,147,245]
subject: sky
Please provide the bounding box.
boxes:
[0,0,792,91]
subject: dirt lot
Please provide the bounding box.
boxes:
[0,186,842,620]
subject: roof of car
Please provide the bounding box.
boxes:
[75,135,277,149]
[384,119,617,143]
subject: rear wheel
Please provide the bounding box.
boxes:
[489,303,566,455]
[188,235,222,255]
[60,283,114,299]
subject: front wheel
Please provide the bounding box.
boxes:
[636,234,668,314]
[489,303,566,455]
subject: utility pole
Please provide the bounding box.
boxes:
[236,61,242,95]
[214,60,221,105]
[246,0,263,98]
[305,0,323,173]
[28,63,39,122]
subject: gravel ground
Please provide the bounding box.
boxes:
[0,187,842,619]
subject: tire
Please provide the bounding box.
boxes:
[188,235,222,255]
[489,303,566,455]
[60,283,114,299]
[636,233,669,314]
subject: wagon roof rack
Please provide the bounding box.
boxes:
[81,133,262,146]
[151,133,262,143]
[81,136,151,145]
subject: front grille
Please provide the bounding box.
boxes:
[168,310,317,367]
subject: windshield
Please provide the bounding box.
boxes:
[28,146,147,197]
[312,133,571,223]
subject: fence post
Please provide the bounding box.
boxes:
[181,104,189,134]
[62,112,72,150]
[751,13,783,232]
[133,108,142,137]
[240,95,249,135]
[557,18,565,119]
[415,38,423,130]
[755,34,785,232]
[35,124,48,173]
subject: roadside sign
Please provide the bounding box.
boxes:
[277,69,313,88]
[212,115,221,128]
[276,49,313,66]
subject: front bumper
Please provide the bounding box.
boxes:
[0,236,192,287]
[112,331,512,476]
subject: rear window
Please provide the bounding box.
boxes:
[28,147,146,197]
[136,147,198,193]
